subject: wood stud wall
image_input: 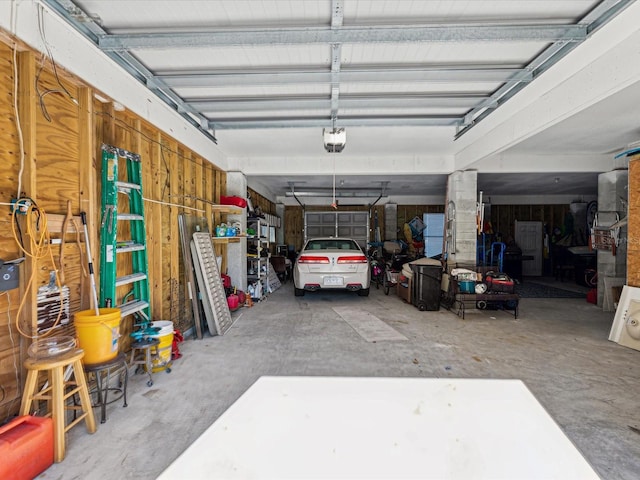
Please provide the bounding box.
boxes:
[0,39,226,421]
[490,204,571,240]
[628,157,640,287]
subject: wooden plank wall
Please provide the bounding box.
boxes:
[628,157,640,286]
[490,204,570,240]
[248,188,275,215]
[0,38,226,421]
[283,203,575,251]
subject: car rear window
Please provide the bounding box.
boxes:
[306,240,360,251]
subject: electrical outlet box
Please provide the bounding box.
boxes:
[0,263,19,291]
[10,198,30,214]
[0,258,24,291]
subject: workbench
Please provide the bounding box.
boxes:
[158,376,597,479]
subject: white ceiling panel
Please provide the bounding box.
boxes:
[340,83,500,94]
[344,1,598,24]
[137,45,331,71]
[176,84,330,98]
[342,42,547,66]
[76,0,331,30]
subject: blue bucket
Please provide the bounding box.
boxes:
[458,280,475,294]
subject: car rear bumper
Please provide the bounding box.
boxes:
[302,282,366,291]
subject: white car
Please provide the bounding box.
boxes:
[293,238,370,296]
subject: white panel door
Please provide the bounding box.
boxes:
[515,221,543,277]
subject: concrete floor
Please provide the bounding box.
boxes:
[39,279,639,480]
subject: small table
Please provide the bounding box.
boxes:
[454,293,519,319]
[158,376,598,479]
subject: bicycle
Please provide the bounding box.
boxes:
[370,254,385,289]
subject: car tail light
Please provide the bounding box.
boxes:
[337,255,368,264]
[298,255,330,264]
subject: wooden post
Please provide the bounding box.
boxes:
[77,87,96,312]
[17,50,37,337]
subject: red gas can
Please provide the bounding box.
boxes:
[0,416,54,480]
[227,294,240,310]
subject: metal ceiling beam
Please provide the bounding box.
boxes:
[209,116,461,129]
[456,0,633,137]
[285,190,388,198]
[99,24,587,50]
[186,94,495,112]
[149,67,531,89]
[330,0,344,127]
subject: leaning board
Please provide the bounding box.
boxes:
[190,232,234,335]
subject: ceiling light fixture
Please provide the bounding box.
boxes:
[323,127,346,153]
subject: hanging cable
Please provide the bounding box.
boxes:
[331,158,337,209]
[10,199,65,339]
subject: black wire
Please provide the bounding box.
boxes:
[35,6,77,122]
[94,111,210,167]
[160,145,170,201]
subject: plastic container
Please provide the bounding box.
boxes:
[74,308,121,365]
[146,321,174,372]
[457,280,476,294]
[0,416,53,480]
[411,261,443,311]
[227,294,239,310]
[27,335,76,359]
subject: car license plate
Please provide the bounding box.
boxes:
[324,276,343,286]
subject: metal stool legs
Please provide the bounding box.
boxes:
[129,338,160,387]
[84,353,128,423]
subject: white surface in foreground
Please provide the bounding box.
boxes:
[158,376,598,480]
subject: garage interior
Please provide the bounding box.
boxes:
[0,1,639,478]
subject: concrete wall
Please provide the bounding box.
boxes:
[597,170,628,305]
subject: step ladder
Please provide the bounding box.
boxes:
[99,144,150,321]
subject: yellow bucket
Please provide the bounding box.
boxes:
[147,321,174,372]
[74,308,121,365]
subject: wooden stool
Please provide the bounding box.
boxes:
[20,349,96,462]
[129,338,160,387]
[84,353,128,424]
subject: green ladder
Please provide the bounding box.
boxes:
[99,144,151,321]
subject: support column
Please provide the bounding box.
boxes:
[597,170,628,305]
[225,172,247,290]
[384,203,398,241]
[447,171,477,267]
[276,203,285,246]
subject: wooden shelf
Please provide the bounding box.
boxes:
[211,205,244,215]
[211,236,242,243]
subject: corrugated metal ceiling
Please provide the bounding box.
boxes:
[45,0,629,135]
[40,0,636,198]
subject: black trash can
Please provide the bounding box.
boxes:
[411,260,443,311]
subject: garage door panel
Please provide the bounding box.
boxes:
[307,226,323,237]
[305,211,369,248]
[306,213,323,223]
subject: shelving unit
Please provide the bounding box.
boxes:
[210,204,245,275]
[247,217,270,300]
